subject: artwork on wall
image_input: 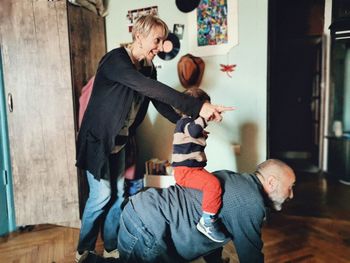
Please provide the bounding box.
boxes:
[220,63,237,78]
[126,6,158,33]
[173,24,185,40]
[188,0,238,57]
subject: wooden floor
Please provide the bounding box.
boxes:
[1,162,350,262]
[195,214,350,263]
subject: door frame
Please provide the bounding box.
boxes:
[320,0,333,171]
[0,46,16,234]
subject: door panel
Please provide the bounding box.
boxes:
[270,38,322,154]
[0,0,79,226]
[0,48,15,235]
[0,169,9,236]
[268,0,325,166]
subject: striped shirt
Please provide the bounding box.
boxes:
[172,116,207,167]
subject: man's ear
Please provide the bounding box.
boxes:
[266,175,278,192]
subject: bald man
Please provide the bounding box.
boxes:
[80,159,295,263]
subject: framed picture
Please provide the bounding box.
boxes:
[126,6,158,33]
[173,24,185,40]
[188,0,238,57]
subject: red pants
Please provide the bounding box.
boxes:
[174,166,222,214]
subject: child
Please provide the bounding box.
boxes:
[171,88,226,243]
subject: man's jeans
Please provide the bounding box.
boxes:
[77,150,125,252]
[118,203,225,263]
[117,202,183,263]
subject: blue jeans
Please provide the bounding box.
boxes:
[117,203,183,263]
[77,149,125,252]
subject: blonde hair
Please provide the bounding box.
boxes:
[132,15,169,41]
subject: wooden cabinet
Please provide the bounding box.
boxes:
[0,0,105,227]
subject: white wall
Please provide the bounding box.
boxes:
[106,0,268,173]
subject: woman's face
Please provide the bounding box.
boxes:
[138,26,166,61]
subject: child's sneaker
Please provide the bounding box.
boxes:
[196,217,226,243]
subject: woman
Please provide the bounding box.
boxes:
[75,14,232,261]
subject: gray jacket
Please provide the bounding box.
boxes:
[130,170,268,262]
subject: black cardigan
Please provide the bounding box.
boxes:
[76,47,204,179]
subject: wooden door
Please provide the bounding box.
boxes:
[268,0,325,166]
[270,38,322,155]
[0,0,79,226]
[67,3,107,216]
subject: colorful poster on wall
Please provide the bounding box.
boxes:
[197,0,228,46]
[188,0,238,57]
[126,6,158,33]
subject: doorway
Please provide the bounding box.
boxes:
[268,0,325,171]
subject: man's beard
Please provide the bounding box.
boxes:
[268,190,286,211]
